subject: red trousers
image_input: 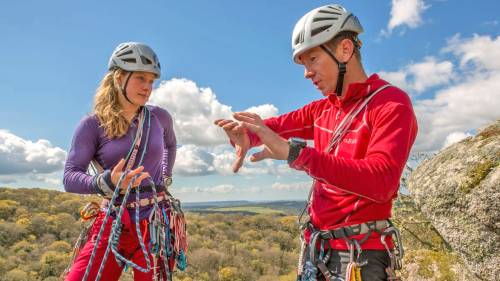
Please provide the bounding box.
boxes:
[65,209,164,281]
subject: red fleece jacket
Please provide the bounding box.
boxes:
[248,74,418,250]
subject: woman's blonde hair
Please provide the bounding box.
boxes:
[93,69,130,138]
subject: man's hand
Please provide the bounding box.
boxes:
[233,112,289,161]
[214,119,250,173]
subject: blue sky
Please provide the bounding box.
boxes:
[1,0,499,202]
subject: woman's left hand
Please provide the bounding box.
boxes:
[111,159,150,190]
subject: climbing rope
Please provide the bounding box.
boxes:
[77,106,186,281]
[82,107,156,281]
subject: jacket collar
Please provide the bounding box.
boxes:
[327,74,388,108]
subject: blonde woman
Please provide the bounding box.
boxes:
[63,42,186,281]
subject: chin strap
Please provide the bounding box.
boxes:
[320,45,348,97]
[120,72,134,104]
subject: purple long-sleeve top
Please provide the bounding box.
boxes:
[63,105,176,220]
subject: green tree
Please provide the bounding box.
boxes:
[39,251,70,279]
[218,266,241,281]
[2,268,29,281]
[0,200,19,220]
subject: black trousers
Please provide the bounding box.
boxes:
[305,247,390,281]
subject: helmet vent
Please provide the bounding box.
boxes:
[318,10,342,15]
[328,5,342,11]
[313,17,338,22]
[311,25,330,36]
[117,50,133,57]
[141,56,153,65]
[117,44,129,52]
[121,58,136,63]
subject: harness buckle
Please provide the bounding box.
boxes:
[332,228,348,239]
[319,230,334,240]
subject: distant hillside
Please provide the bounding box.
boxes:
[184,200,306,215]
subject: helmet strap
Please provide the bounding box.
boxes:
[321,45,348,96]
[120,72,134,104]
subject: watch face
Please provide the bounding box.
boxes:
[289,137,307,147]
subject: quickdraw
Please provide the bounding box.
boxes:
[380,226,403,281]
[344,239,366,281]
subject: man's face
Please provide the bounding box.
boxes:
[299,46,339,96]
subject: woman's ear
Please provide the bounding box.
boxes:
[113,70,125,89]
[115,76,122,87]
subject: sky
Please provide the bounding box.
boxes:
[0,0,499,202]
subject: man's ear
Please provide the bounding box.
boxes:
[337,38,355,62]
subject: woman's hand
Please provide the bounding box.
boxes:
[111,159,150,191]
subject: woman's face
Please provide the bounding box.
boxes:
[123,71,157,106]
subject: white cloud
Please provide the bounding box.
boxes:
[172,185,262,196]
[413,71,500,152]
[378,71,408,91]
[194,184,235,194]
[0,176,17,184]
[272,181,312,192]
[173,144,215,176]
[212,146,294,177]
[28,173,62,186]
[411,35,500,152]
[146,77,286,178]
[172,144,294,178]
[482,20,499,27]
[442,131,473,149]
[212,149,236,175]
[243,104,278,119]
[149,78,231,145]
[0,130,66,175]
[244,186,263,193]
[383,0,429,35]
[379,57,454,94]
[444,34,500,71]
[149,78,278,146]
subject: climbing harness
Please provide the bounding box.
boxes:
[64,106,187,281]
[296,85,404,280]
[298,220,404,281]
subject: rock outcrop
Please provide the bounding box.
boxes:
[408,120,499,280]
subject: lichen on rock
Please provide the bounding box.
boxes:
[408,120,500,280]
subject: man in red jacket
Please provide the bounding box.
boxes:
[215,4,417,281]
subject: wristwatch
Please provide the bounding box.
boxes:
[164,176,173,187]
[287,137,307,164]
